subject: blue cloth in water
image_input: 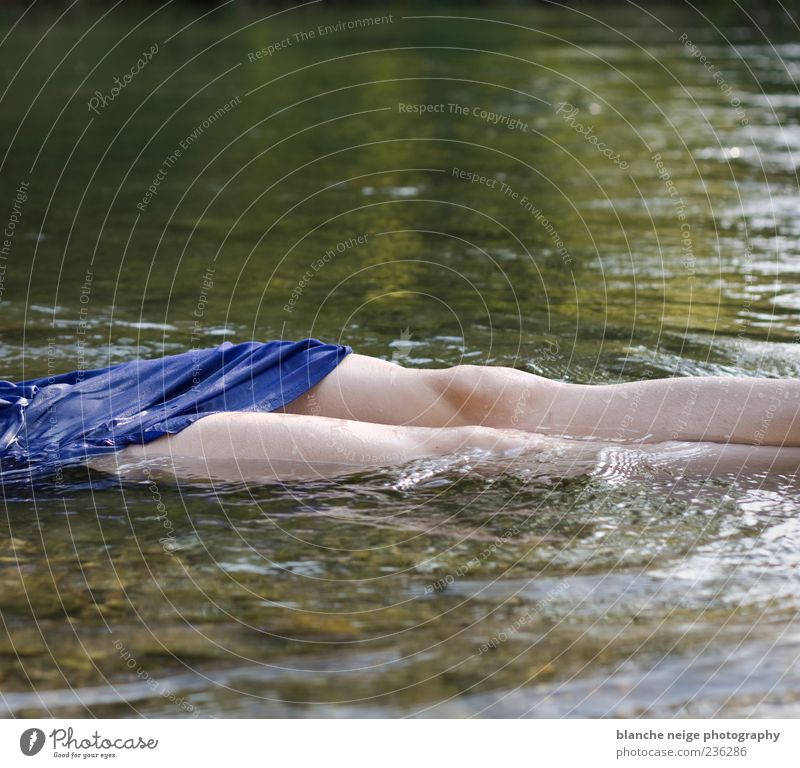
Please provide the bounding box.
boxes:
[0,338,351,473]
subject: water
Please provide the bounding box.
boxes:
[1,2,800,717]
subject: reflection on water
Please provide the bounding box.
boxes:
[1,3,800,717]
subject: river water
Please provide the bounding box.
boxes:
[1,2,800,717]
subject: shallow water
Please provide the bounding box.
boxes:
[1,2,800,717]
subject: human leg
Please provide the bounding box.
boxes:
[279,353,553,429]
[524,375,800,446]
[116,411,540,468]
[282,354,800,446]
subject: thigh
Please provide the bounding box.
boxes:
[117,410,531,464]
[280,354,553,431]
[279,353,457,427]
[102,411,539,483]
[101,411,417,483]
[118,411,419,466]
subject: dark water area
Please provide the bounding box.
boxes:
[1,2,800,717]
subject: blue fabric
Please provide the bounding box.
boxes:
[0,338,351,473]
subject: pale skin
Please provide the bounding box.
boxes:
[105,353,800,481]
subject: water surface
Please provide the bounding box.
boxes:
[1,2,800,717]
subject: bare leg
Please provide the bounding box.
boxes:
[97,411,800,485]
[114,411,541,469]
[283,354,800,446]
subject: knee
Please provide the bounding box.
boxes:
[429,364,557,428]
[430,365,496,422]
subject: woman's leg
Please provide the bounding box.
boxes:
[117,411,540,468]
[280,354,544,429]
[98,410,800,484]
[282,354,800,446]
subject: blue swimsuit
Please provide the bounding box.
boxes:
[0,338,351,474]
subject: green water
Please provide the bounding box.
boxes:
[2,2,800,717]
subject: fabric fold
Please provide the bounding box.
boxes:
[0,338,351,472]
